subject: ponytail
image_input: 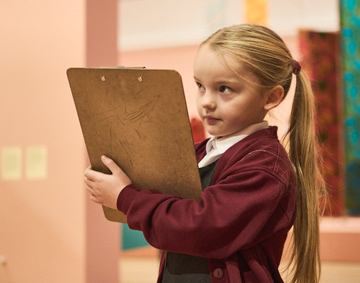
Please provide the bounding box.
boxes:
[284,70,326,283]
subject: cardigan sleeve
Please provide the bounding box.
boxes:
[117,162,295,259]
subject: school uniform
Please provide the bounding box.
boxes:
[117,126,297,283]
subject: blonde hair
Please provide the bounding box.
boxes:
[202,24,326,283]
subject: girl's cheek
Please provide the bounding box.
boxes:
[219,92,235,102]
[196,94,202,107]
[196,98,203,115]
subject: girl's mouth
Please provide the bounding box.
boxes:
[204,115,220,124]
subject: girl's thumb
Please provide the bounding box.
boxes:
[101,155,120,174]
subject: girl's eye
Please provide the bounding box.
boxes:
[219,86,232,94]
[196,82,205,90]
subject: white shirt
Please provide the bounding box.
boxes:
[198,121,269,168]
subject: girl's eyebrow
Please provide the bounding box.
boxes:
[194,76,237,84]
[215,80,236,85]
[212,79,239,85]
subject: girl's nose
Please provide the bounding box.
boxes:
[201,91,216,110]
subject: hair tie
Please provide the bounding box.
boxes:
[293,60,301,75]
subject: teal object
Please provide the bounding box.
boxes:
[121,224,149,250]
[341,0,360,214]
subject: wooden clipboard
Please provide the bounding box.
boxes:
[67,68,202,223]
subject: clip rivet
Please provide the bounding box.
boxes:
[138,77,143,82]
[101,76,106,81]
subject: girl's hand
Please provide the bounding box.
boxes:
[84,155,132,209]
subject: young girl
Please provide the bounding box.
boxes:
[84,24,326,283]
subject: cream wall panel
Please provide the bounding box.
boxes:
[119,0,244,50]
[118,0,340,51]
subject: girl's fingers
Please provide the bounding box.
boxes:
[84,175,96,189]
[84,166,97,181]
[84,183,95,195]
[83,156,131,208]
[86,184,102,204]
[84,166,105,183]
[101,156,132,186]
[101,155,121,174]
[89,193,101,204]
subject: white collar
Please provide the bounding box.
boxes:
[199,121,268,168]
[205,121,269,155]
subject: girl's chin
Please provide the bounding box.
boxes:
[206,128,240,139]
[205,127,225,138]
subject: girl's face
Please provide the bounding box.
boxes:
[193,44,269,139]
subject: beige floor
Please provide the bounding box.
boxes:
[119,249,360,283]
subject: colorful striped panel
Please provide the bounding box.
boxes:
[299,30,344,216]
[340,0,360,215]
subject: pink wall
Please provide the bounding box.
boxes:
[0,1,118,282]
[86,1,119,283]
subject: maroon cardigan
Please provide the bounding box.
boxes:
[117,127,297,282]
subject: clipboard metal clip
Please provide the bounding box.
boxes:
[117,66,146,69]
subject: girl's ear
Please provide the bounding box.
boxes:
[264,85,285,110]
